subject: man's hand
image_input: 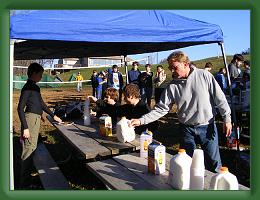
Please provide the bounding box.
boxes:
[23,129,30,139]
[130,119,141,127]
[53,115,62,123]
[223,122,232,137]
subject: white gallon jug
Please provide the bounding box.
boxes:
[210,167,239,190]
[140,129,153,158]
[83,99,91,126]
[168,149,192,190]
[190,149,205,190]
[116,117,135,143]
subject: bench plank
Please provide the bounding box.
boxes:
[33,143,70,189]
[86,159,155,190]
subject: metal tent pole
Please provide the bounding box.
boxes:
[10,40,15,190]
[124,55,129,84]
[219,42,240,152]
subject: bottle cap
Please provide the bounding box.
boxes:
[178,149,186,154]
[220,167,229,173]
[147,131,153,135]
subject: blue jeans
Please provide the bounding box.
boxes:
[96,89,102,99]
[179,122,222,172]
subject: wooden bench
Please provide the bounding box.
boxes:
[33,142,70,189]
[86,152,250,190]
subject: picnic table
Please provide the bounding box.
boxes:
[47,116,140,160]
[86,152,250,190]
[47,116,249,190]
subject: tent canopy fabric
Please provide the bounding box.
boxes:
[10,10,224,59]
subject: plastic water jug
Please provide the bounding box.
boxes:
[148,142,166,175]
[168,149,192,190]
[190,149,205,190]
[116,117,135,143]
[210,167,239,190]
[83,99,91,126]
[140,129,153,158]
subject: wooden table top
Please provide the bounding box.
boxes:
[47,117,140,160]
[86,153,250,190]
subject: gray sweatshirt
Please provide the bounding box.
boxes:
[139,66,231,126]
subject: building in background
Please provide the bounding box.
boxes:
[57,56,133,68]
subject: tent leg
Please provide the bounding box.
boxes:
[10,40,15,190]
[219,43,239,151]
[124,55,128,84]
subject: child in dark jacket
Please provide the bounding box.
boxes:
[17,63,62,189]
[88,87,120,126]
[117,84,158,134]
[90,70,98,97]
[107,64,124,103]
[128,61,141,84]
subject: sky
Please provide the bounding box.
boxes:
[129,10,250,63]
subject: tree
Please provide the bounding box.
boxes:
[241,48,250,55]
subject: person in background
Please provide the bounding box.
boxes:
[138,64,153,108]
[96,72,105,100]
[117,84,158,134]
[107,65,124,103]
[130,51,232,173]
[107,67,113,75]
[154,65,167,104]
[242,61,250,90]
[88,87,120,127]
[228,54,244,85]
[128,61,141,85]
[91,70,99,97]
[100,71,108,99]
[204,62,213,73]
[75,71,84,92]
[215,67,227,93]
[17,63,62,189]
[243,60,250,77]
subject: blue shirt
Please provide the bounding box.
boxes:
[128,69,141,84]
[215,73,227,91]
[96,77,103,91]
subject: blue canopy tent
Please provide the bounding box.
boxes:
[9,10,235,190]
[11,10,224,59]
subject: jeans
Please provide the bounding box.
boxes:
[96,89,102,100]
[77,82,82,92]
[179,122,222,172]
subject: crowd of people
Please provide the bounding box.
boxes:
[89,62,168,108]
[17,51,250,189]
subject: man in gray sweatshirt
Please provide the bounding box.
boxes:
[130,51,232,172]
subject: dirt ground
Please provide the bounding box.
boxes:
[12,86,250,189]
